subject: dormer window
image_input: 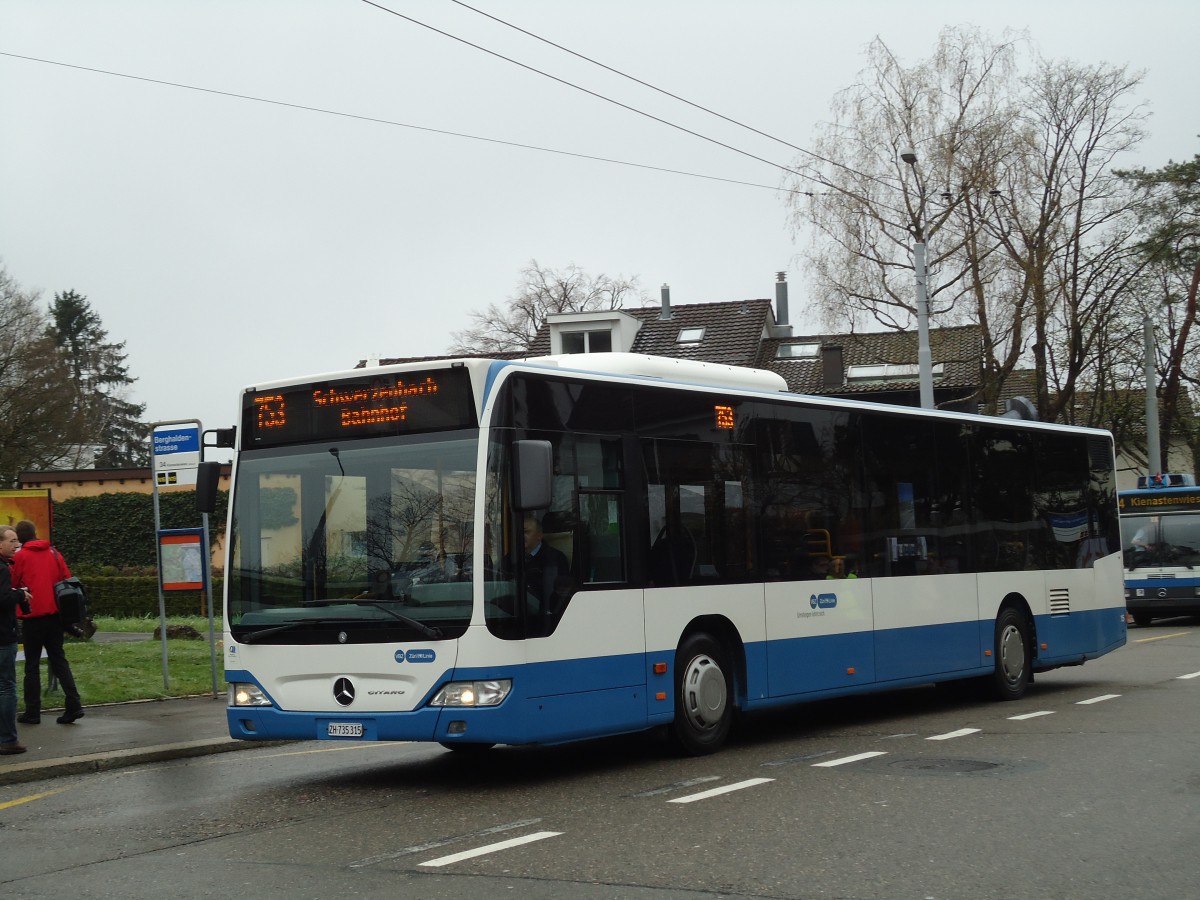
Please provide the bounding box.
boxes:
[547,309,641,354]
[776,343,820,359]
[677,327,705,344]
[846,363,945,382]
[561,329,613,354]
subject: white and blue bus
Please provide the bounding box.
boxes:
[1118,475,1200,626]
[222,353,1126,755]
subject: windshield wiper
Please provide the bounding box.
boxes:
[238,618,333,645]
[301,598,443,640]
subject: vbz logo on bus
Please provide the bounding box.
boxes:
[810,593,838,610]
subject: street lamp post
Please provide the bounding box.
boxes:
[901,148,935,409]
[1144,313,1161,478]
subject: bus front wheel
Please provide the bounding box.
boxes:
[990,607,1031,700]
[670,633,733,755]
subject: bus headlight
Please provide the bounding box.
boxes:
[229,683,273,707]
[429,679,512,707]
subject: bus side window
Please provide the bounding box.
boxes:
[580,492,624,583]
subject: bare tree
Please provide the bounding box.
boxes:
[785,27,1149,418]
[1114,154,1200,471]
[448,260,644,354]
[0,266,76,486]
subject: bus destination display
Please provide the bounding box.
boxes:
[1118,488,1200,514]
[243,368,475,445]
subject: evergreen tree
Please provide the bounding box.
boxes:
[48,290,150,467]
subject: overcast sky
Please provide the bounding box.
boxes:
[1,1,1195,458]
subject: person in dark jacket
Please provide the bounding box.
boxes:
[1,525,31,753]
[522,513,572,614]
[12,520,84,725]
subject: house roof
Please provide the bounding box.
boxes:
[756,323,983,396]
[377,301,985,403]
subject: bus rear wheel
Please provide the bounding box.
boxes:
[670,633,733,755]
[990,607,1031,700]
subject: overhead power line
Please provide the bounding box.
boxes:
[363,0,906,207]
[443,0,902,194]
[0,50,812,197]
[359,0,811,185]
[447,0,818,163]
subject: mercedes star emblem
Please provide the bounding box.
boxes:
[333,677,355,706]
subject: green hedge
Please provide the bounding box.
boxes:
[83,576,225,618]
[51,489,228,574]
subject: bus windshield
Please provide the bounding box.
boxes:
[227,432,479,643]
[1120,513,1200,570]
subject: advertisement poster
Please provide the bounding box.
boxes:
[0,489,52,539]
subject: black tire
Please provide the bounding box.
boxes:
[1132,613,1152,627]
[670,633,734,755]
[990,606,1031,700]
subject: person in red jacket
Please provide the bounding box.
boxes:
[12,520,84,725]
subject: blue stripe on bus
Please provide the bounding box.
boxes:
[226,605,1126,746]
[1125,577,1200,588]
[1032,607,1127,665]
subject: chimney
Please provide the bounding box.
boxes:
[821,345,843,388]
[660,283,673,320]
[767,271,793,338]
[775,272,790,326]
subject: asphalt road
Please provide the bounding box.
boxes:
[1,618,1198,899]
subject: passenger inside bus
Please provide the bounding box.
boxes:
[1130,518,1158,552]
[523,513,572,610]
[806,554,857,580]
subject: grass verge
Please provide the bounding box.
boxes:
[24,617,225,708]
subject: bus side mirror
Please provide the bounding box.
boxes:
[196,461,222,514]
[204,427,237,449]
[512,440,552,511]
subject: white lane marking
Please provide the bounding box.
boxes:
[1076,694,1121,705]
[1008,710,1055,721]
[812,751,887,768]
[761,750,839,767]
[927,728,981,741]
[419,831,562,868]
[1178,671,1200,680]
[351,819,544,868]
[631,776,721,797]
[668,777,775,804]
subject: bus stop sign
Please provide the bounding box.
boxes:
[152,424,201,486]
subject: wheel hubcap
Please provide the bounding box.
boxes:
[681,654,727,731]
[998,623,1025,685]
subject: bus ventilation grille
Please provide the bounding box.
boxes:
[1147,573,1175,580]
[1049,588,1071,615]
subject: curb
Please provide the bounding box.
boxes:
[0,737,289,787]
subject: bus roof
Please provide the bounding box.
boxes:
[241,353,1115,440]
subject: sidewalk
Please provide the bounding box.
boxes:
[2,633,272,787]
